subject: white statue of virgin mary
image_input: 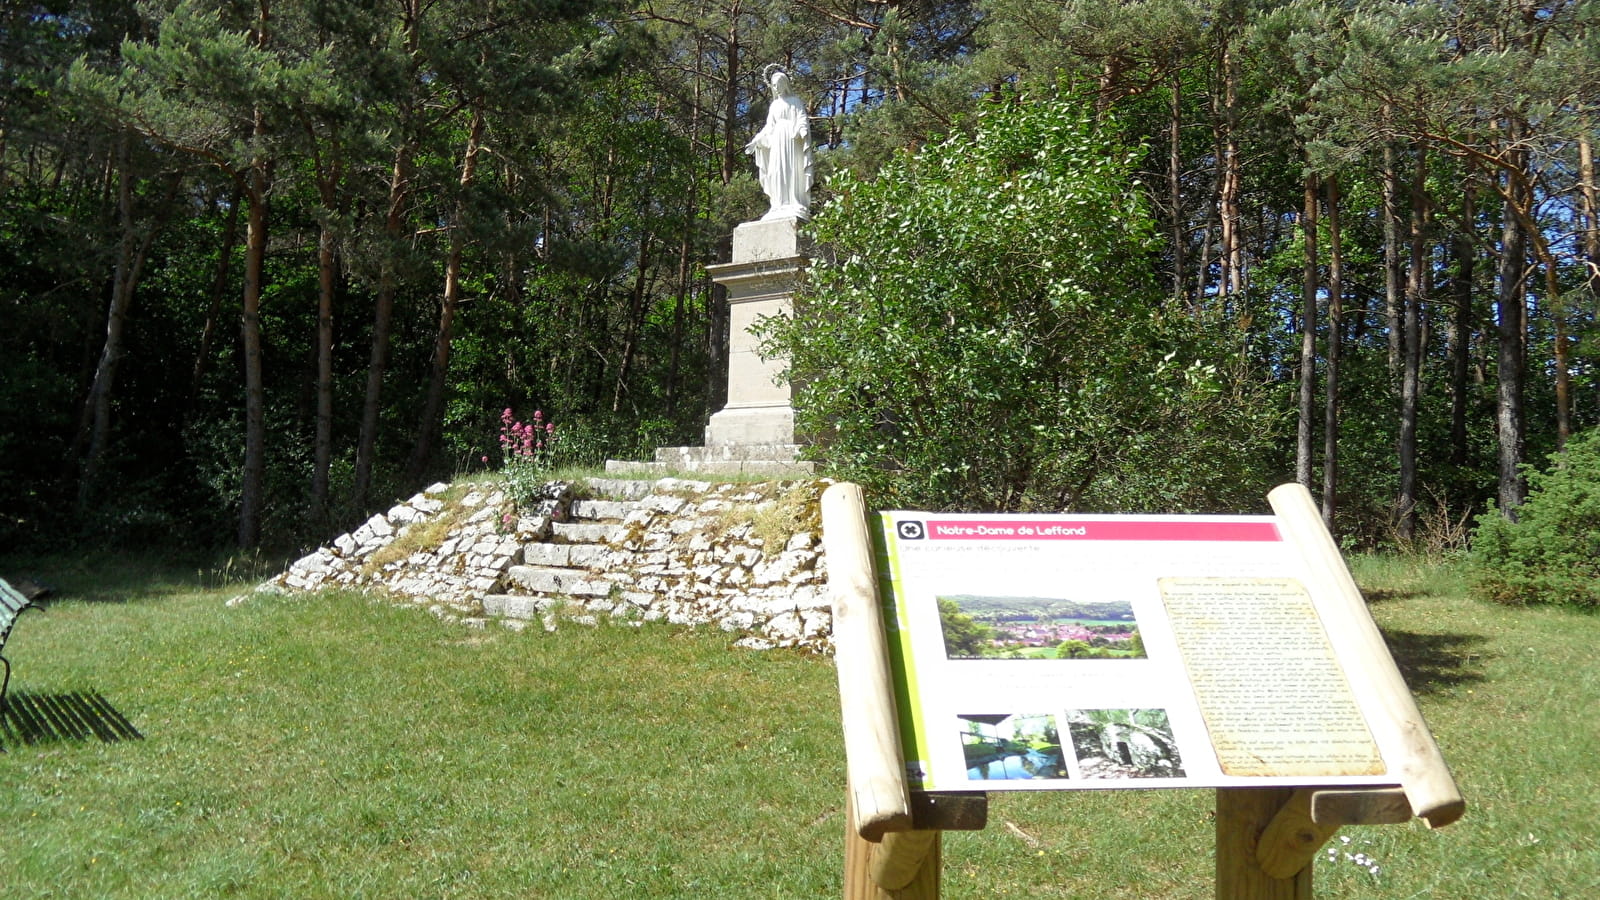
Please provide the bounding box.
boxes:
[745,65,813,220]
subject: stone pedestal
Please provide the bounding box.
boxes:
[603,217,813,478]
[703,218,807,447]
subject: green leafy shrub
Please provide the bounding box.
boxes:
[760,93,1281,513]
[1470,427,1600,607]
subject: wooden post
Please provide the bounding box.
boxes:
[822,483,915,839]
[843,797,942,899]
[1216,789,1313,899]
[1256,789,1342,879]
[825,483,943,897]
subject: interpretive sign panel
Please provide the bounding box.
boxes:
[875,511,1400,793]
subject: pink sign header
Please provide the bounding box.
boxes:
[918,519,1281,542]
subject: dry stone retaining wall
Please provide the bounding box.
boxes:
[264,476,834,652]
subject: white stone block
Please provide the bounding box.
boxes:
[719,611,756,632]
[644,495,687,514]
[516,516,550,539]
[729,218,804,262]
[388,504,420,525]
[654,477,711,494]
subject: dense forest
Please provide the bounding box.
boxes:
[4,0,1598,553]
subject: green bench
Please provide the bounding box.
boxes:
[1,577,43,714]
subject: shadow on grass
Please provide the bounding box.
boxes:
[2,550,285,605]
[1,690,143,749]
[1378,627,1489,694]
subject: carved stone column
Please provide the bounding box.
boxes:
[703,217,807,449]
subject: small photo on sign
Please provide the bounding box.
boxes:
[1065,708,1185,780]
[936,594,1145,660]
[957,713,1069,781]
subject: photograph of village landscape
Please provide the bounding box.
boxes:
[936,594,1146,659]
[957,713,1070,781]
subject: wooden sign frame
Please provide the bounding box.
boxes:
[820,482,1463,899]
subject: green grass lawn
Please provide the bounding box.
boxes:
[1,552,1596,898]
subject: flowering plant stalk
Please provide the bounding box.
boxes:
[498,407,559,506]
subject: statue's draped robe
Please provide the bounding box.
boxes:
[747,91,812,219]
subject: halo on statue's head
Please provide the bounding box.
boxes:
[762,63,794,94]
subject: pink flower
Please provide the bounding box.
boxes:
[481,455,488,463]
[533,410,543,420]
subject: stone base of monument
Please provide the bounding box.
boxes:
[704,400,797,446]
[608,217,815,480]
[603,443,813,478]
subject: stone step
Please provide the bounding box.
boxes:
[582,477,655,500]
[522,542,609,568]
[604,459,668,477]
[550,522,622,544]
[567,544,609,567]
[570,499,635,521]
[607,444,815,478]
[483,590,659,625]
[504,565,613,597]
[654,443,805,464]
[482,594,563,620]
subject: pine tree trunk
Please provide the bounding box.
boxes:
[1322,176,1343,531]
[1579,128,1600,418]
[237,0,274,548]
[721,5,742,186]
[408,107,484,484]
[1216,39,1243,301]
[355,2,420,508]
[1495,137,1529,516]
[1550,255,1571,450]
[1169,70,1188,311]
[1449,184,1476,467]
[190,187,242,401]
[239,160,271,547]
[75,137,139,505]
[612,232,654,414]
[1296,172,1318,489]
[1383,140,1403,380]
[1398,151,1428,543]
[312,200,338,516]
[354,144,411,507]
[76,160,179,504]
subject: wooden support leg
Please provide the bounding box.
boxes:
[1258,789,1342,879]
[1216,788,1314,899]
[844,796,942,899]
